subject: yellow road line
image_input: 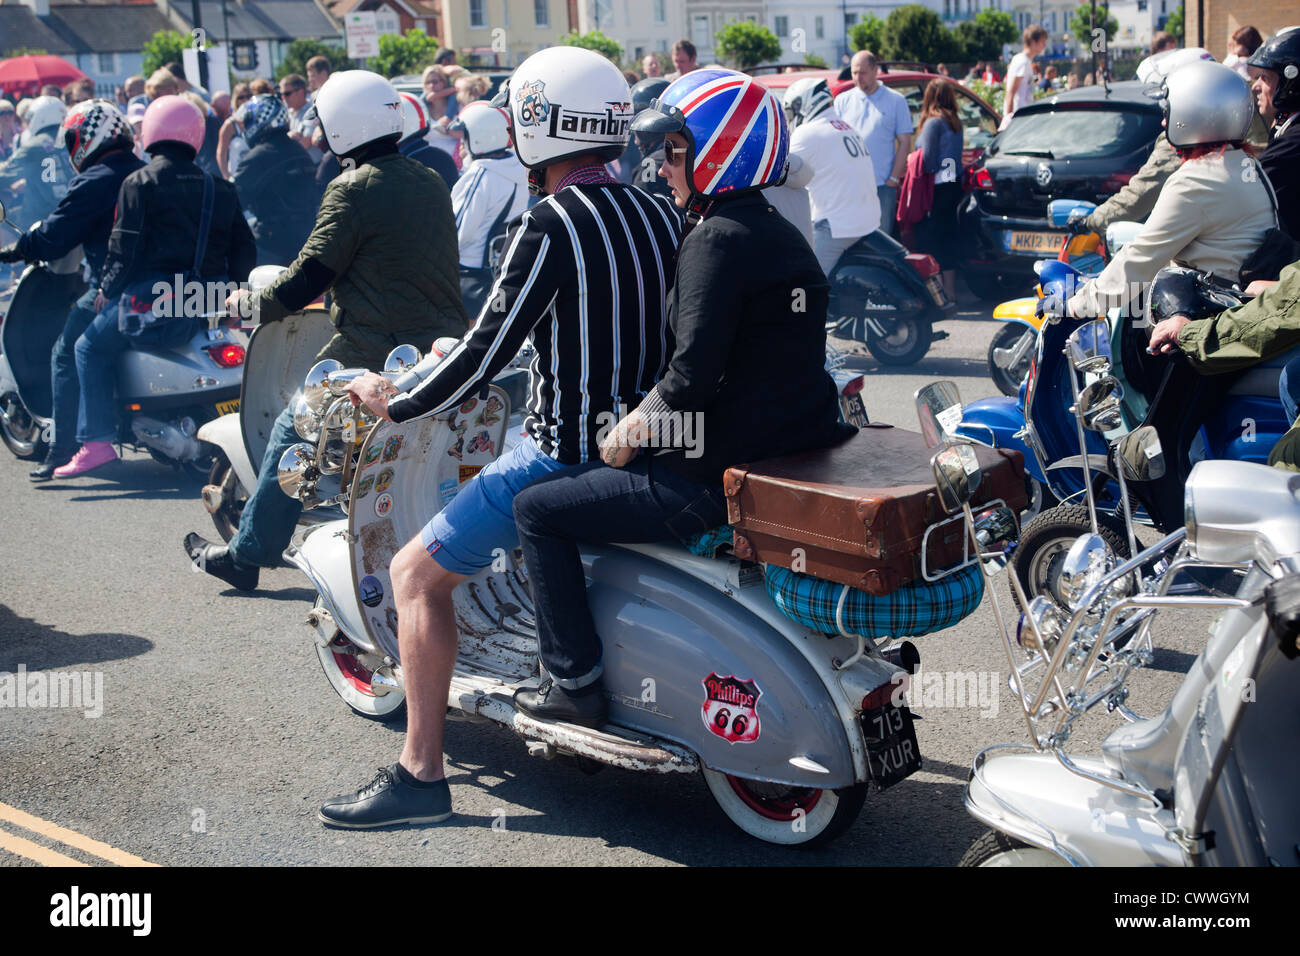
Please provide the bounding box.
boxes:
[0,803,157,867]
[0,825,89,867]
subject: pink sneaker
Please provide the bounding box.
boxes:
[52,442,118,478]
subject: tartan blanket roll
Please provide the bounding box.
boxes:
[764,561,984,639]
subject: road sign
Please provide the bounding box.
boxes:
[346,11,379,60]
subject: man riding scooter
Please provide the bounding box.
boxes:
[784,77,879,277]
[231,94,319,267]
[1246,26,1300,239]
[184,71,467,591]
[55,95,256,479]
[447,101,528,317]
[322,46,681,828]
[0,99,144,480]
[0,96,73,232]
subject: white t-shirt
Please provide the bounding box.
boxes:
[789,114,882,239]
[1002,52,1035,128]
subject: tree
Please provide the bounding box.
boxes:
[1068,3,1120,53]
[880,5,960,64]
[955,9,1018,60]
[142,30,190,76]
[803,53,829,69]
[274,39,353,81]
[369,29,440,78]
[2,47,50,58]
[1165,3,1185,42]
[848,15,886,55]
[559,30,623,63]
[715,21,782,70]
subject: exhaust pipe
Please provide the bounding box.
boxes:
[880,641,920,675]
[131,415,200,463]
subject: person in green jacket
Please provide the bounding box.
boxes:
[183,72,467,592]
[1148,260,1300,469]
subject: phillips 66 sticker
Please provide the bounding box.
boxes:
[701,673,762,744]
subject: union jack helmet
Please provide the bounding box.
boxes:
[59,99,133,172]
[631,68,788,202]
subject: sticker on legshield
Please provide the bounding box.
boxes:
[701,673,762,744]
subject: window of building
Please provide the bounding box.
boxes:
[469,0,487,29]
[595,0,612,29]
[845,13,858,28]
[815,15,824,39]
[97,52,114,74]
[533,0,548,28]
[692,14,710,50]
[774,15,788,38]
[654,0,665,25]
[232,41,256,71]
[502,0,510,29]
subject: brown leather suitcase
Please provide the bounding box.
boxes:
[725,423,1027,596]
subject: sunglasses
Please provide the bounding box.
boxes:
[663,140,688,166]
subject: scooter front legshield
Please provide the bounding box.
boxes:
[964,748,1184,867]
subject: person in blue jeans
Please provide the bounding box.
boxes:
[55,95,255,479]
[509,69,853,726]
[0,100,144,480]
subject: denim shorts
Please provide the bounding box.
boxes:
[420,436,567,575]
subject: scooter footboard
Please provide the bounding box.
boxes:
[584,544,892,791]
[965,748,1183,867]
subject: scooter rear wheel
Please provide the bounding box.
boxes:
[0,391,47,460]
[987,324,1033,397]
[313,600,407,723]
[207,453,248,543]
[702,768,867,848]
[864,316,932,367]
[959,828,1068,867]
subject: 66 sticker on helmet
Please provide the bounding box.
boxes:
[701,673,761,744]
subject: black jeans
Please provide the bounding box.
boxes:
[512,454,728,689]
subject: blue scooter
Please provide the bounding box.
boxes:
[958,257,1295,604]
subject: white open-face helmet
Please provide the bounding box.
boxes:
[506,46,631,169]
[313,70,403,157]
[26,95,67,135]
[398,91,430,142]
[449,101,511,157]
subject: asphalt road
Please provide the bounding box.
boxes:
[0,293,1209,867]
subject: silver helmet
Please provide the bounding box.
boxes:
[1163,61,1253,149]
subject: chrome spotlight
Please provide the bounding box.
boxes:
[277,442,318,498]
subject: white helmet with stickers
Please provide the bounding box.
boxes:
[507,45,631,169]
[312,70,403,157]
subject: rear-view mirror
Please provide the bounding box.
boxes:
[932,441,982,513]
[915,380,963,449]
[1067,318,1112,372]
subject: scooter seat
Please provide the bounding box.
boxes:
[1227,365,1283,398]
[763,561,984,639]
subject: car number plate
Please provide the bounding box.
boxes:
[1005,230,1061,255]
[861,703,922,790]
[215,399,240,416]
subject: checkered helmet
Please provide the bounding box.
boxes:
[59,99,132,172]
[235,94,290,147]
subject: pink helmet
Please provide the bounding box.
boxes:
[140,95,205,154]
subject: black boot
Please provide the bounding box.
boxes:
[30,448,75,482]
[183,532,259,591]
[514,677,607,728]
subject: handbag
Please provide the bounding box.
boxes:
[118,171,215,335]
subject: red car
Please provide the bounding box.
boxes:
[751,66,1001,168]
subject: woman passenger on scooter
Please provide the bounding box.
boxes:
[1049,62,1274,328]
[509,70,855,725]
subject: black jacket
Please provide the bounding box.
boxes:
[234,129,320,264]
[15,149,143,283]
[643,192,852,484]
[1261,117,1300,241]
[100,143,256,298]
[398,136,459,189]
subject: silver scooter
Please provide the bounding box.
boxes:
[0,199,247,469]
[275,344,1016,847]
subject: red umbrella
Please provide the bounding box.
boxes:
[0,55,89,100]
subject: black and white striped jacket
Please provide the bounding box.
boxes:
[387,183,681,465]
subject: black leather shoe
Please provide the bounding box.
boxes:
[30,450,74,482]
[183,532,259,591]
[318,765,452,829]
[514,678,608,729]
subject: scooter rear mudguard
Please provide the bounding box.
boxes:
[965,749,1184,867]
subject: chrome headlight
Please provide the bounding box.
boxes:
[1020,595,1065,653]
[277,442,318,498]
[1057,532,1117,611]
[302,359,344,414]
[292,392,323,442]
